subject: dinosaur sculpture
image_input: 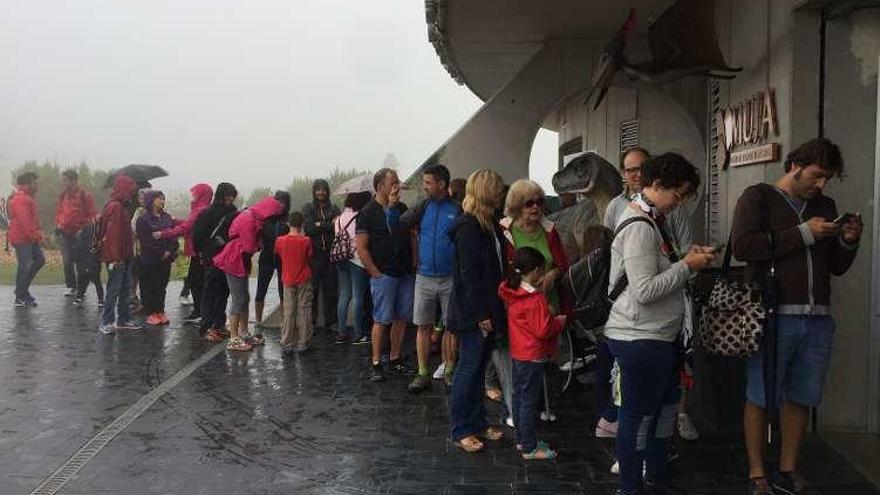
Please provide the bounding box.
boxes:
[585,0,741,110]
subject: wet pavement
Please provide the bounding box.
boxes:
[1,281,878,495]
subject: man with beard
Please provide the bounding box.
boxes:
[302,179,340,331]
[732,138,862,495]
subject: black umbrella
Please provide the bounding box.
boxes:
[104,164,168,189]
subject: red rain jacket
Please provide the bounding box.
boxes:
[498,281,565,362]
[99,176,138,263]
[55,186,96,235]
[7,186,42,245]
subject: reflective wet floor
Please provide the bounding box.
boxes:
[1,282,877,494]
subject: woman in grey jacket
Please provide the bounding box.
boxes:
[605,153,715,495]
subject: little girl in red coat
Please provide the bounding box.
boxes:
[498,246,566,460]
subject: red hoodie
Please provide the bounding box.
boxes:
[498,281,565,362]
[7,186,42,246]
[99,176,137,263]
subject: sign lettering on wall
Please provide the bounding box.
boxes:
[714,88,780,169]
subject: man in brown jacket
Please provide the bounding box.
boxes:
[731,138,862,495]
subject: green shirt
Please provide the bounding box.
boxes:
[510,225,559,313]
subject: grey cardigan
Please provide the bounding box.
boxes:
[604,206,692,343]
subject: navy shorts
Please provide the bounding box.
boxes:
[746,315,835,408]
[369,274,414,325]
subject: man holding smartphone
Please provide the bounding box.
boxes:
[731,138,862,495]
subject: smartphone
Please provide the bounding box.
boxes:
[833,213,855,225]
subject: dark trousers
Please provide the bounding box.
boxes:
[13,243,45,301]
[310,258,337,327]
[608,339,681,495]
[140,262,171,314]
[58,231,79,289]
[595,340,619,423]
[449,328,493,441]
[201,266,230,332]
[186,256,204,315]
[255,258,282,303]
[76,257,104,301]
[512,359,546,452]
[101,261,132,325]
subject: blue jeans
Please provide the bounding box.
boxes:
[450,328,494,441]
[13,243,45,301]
[608,339,681,495]
[102,261,132,326]
[512,359,545,452]
[746,315,835,408]
[336,261,369,338]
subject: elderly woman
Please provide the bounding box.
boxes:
[493,179,570,425]
[606,153,714,495]
[448,169,507,453]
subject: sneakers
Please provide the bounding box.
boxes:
[505,417,515,428]
[432,362,446,379]
[183,312,201,324]
[540,411,557,422]
[179,295,194,306]
[352,335,370,345]
[407,374,431,394]
[595,418,618,438]
[610,461,619,475]
[749,478,773,495]
[444,369,454,387]
[158,313,170,325]
[98,299,105,308]
[71,297,84,308]
[369,363,385,383]
[116,320,143,330]
[772,472,807,495]
[227,338,253,352]
[334,334,351,344]
[98,323,115,335]
[389,358,416,376]
[677,413,699,441]
[146,313,163,326]
[14,299,27,308]
[64,288,76,298]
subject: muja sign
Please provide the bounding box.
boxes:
[715,88,780,168]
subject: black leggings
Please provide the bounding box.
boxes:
[140,262,171,314]
[201,266,230,332]
[186,256,205,314]
[254,258,282,303]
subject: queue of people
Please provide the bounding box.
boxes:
[4,136,863,495]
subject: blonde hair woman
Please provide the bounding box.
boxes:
[448,169,508,453]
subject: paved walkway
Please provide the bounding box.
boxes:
[1,282,877,494]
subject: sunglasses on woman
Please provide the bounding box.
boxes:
[524,198,544,209]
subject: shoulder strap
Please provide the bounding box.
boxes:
[607,216,653,301]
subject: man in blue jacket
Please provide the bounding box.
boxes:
[402,165,461,393]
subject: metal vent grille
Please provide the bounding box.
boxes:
[619,120,640,155]
[707,79,724,245]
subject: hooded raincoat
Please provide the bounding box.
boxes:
[99,176,138,263]
[213,196,283,278]
[158,183,213,257]
[136,190,178,266]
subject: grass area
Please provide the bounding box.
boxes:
[0,256,189,286]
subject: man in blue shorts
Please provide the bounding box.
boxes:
[356,168,415,383]
[731,138,862,495]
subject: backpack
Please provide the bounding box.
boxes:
[209,209,240,254]
[329,213,358,264]
[564,216,652,332]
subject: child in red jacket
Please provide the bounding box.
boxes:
[498,246,566,461]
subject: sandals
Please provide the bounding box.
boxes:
[226,338,253,352]
[749,477,772,495]
[480,426,503,441]
[521,445,557,461]
[245,333,265,346]
[453,436,484,453]
[486,388,503,402]
[516,440,549,452]
[205,329,224,343]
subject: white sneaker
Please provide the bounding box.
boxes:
[505,416,515,428]
[540,411,557,422]
[64,288,76,298]
[98,323,115,335]
[678,413,699,441]
[610,461,619,475]
[432,362,446,380]
[179,295,194,306]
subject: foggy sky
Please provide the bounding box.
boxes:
[0,0,557,194]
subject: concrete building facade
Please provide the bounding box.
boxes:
[419,0,880,471]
